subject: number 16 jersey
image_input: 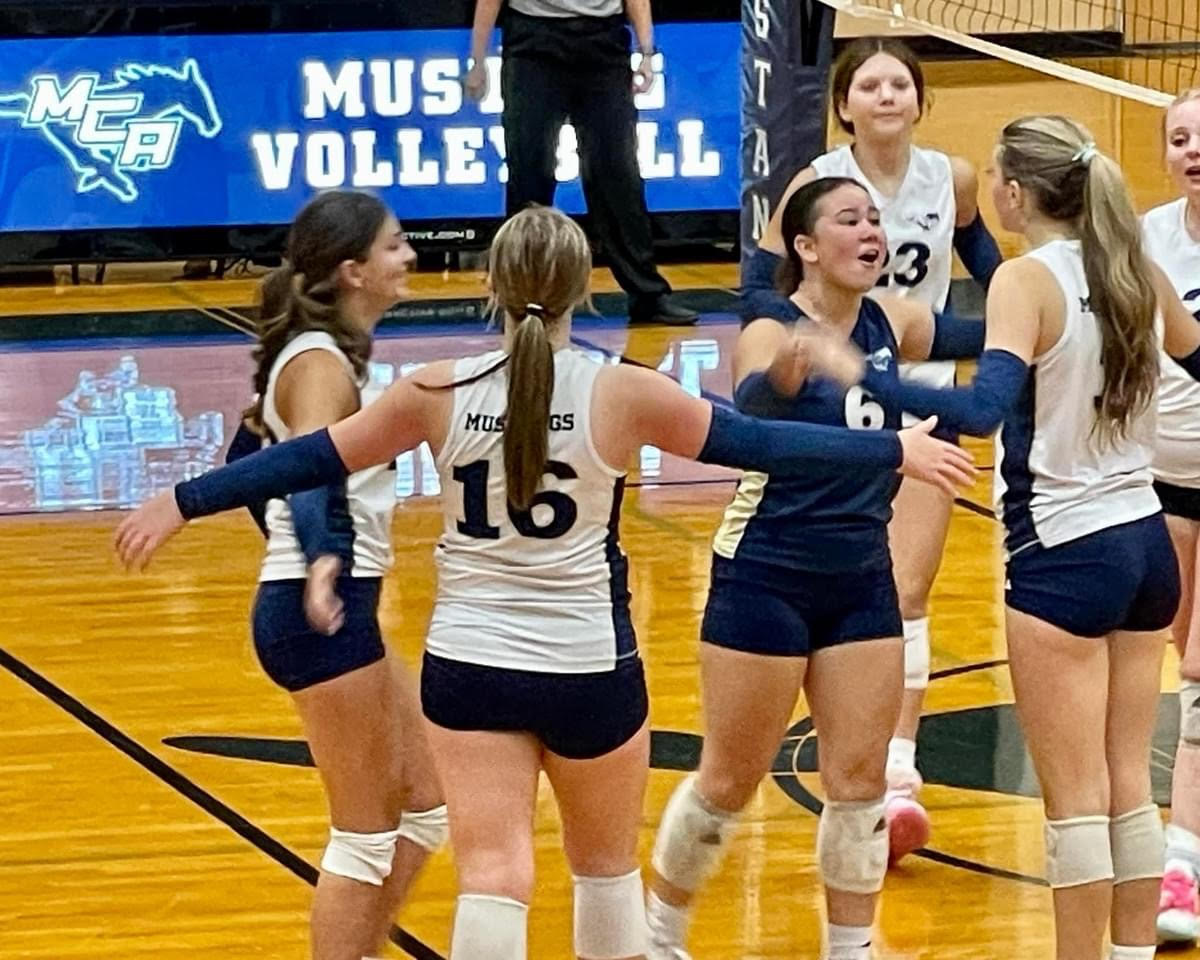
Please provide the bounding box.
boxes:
[428,348,634,674]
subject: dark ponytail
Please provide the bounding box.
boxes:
[245,191,387,426]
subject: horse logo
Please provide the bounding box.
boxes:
[0,58,222,203]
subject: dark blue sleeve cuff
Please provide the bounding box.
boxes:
[698,402,902,475]
[225,420,269,537]
[733,371,794,418]
[289,484,354,565]
[863,348,1028,436]
[928,311,985,361]
[953,211,1003,291]
[1174,344,1200,382]
[176,427,349,521]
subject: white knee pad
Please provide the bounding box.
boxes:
[816,798,888,895]
[320,826,401,886]
[1111,804,1164,885]
[398,804,449,853]
[573,869,647,960]
[651,774,739,894]
[903,617,930,690]
[1181,681,1200,746]
[450,894,527,960]
[1044,816,1114,888]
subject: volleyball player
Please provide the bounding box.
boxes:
[1144,87,1200,946]
[646,176,987,960]
[804,116,1200,960]
[223,191,446,960]
[745,37,1004,860]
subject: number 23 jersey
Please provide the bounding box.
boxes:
[428,348,633,674]
[811,144,955,311]
[714,298,902,573]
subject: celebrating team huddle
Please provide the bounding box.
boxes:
[114,34,1200,960]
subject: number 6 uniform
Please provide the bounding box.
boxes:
[703,297,905,656]
[421,347,644,759]
[811,144,957,428]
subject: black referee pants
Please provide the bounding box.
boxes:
[500,9,671,306]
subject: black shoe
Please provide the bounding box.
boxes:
[629,296,699,326]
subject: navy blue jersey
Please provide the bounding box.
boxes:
[713,297,902,572]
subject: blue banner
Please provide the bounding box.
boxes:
[0,24,739,232]
[740,0,833,273]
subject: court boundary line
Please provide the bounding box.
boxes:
[0,643,446,960]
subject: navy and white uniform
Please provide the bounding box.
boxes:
[1143,198,1200,520]
[420,347,645,759]
[251,331,398,691]
[703,297,904,656]
[995,239,1178,637]
[812,144,958,418]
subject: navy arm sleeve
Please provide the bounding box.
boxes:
[928,311,986,361]
[289,484,354,565]
[733,371,795,418]
[1174,344,1200,381]
[739,248,794,325]
[699,403,902,475]
[862,348,1028,436]
[224,420,269,536]
[952,211,1003,290]
[176,428,349,521]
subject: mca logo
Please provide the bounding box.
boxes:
[0,59,222,203]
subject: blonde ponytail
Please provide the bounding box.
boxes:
[997,116,1158,444]
[488,207,592,510]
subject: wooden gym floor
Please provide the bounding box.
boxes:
[0,263,1195,960]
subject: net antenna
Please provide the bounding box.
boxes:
[816,0,1200,108]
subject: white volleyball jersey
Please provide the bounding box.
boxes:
[259,331,395,581]
[812,144,958,393]
[993,240,1160,555]
[1142,198,1200,488]
[428,348,632,674]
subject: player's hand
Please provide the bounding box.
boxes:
[897,417,976,496]
[792,323,866,387]
[114,490,186,571]
[765,333,812,397]
[304,555,345,636]
[632,55,655,95]
[464,62,489,102]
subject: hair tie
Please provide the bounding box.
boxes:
[1071,142,1097,166]
[524,302,547,320]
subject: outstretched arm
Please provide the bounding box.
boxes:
[806,259,1040,436]
[114,365,450,571]
[606,363,974,494]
